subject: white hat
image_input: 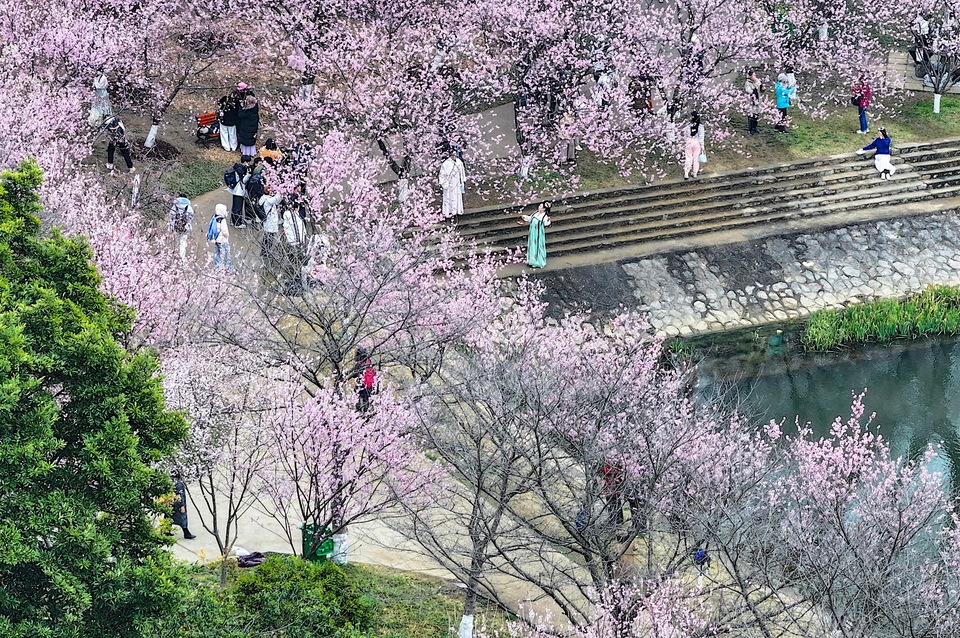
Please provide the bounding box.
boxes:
[215,203,227,217]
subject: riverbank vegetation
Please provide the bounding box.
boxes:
[803,285,960,350]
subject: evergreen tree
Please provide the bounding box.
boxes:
[0,161,188,637]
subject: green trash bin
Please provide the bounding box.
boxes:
[300,523,335,563]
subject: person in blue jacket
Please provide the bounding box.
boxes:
[856,128,896,180]
[774,73,795,132]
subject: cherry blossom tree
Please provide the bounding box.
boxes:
[256,383,440,564]
[217,131,503,391]
[162,345,280,584]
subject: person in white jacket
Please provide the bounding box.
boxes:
[259,188,284,263]
[438,148,466,216]
[208,203,234,272]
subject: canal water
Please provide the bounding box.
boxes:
[700,335,960,477]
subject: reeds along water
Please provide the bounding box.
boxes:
[803,285,960,351]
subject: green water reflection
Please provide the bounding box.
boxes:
[704,338,960,480]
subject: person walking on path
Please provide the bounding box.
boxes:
[774,73,795,132]
[438,148,466,216]
[208,204,234,272]
[218,87,243,152]
[104,116,134,172]
[745,69,762,135]
[856,127,897,180]
[237,93,261,158]
[683,112,705,179]
[226,155,252,228]
[171,476,197,540]
[518,201,552,268]
[852,75,872,134]
[168,194,194,260]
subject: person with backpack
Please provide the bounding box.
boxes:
[351,347,377,412]
[207,203,234,272]
[168,194,194,260]
[225,155,252,228]
[218,87,243,152]
[852,74,872,135]
[104,116,134,173]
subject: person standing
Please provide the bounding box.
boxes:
[517,201,552,268]
[683,112,705,180]
[281,206,308,294]
[745,69,762,135]
[104,116,135,173]
[218,87,242,152]
[774,74,795,132]
[226,155,252,228]
[237,94,261,158]
[856,127,896,180]
[89,71,113,127]
[852,75,872,134]
[171,476,197,540]
[168,194,194,260]
[207,204,234,271]
[259,186,283,263]
[438,148,466,216]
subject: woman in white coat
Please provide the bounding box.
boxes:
[438,148,466,216]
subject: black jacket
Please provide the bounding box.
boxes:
[172,480,189,528]
[236,101,260,146]
[218,93,241,127]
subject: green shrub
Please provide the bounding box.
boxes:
[802,285,960,351]
[234,555,374,638]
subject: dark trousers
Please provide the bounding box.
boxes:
[231,195,245,226]
[107,143,133,169]
[748,115,759,134]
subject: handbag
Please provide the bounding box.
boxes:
[850,95,861,107]
[698,152,707,165]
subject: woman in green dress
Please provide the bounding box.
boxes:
[518,201,552,268]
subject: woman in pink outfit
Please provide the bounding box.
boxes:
[683,112,705,179]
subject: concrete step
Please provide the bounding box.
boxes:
[539,184,960,259]
[458,139,960,270]
[529,181,930,253]
[459,169,914,242]
[459,144,959,228]
[462,178,933,260]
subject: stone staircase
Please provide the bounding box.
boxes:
[457,138,960,271]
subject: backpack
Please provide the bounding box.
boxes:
[362,366,376,391]
[173,204,189,233]
[206,215,220,242]
[224,168,239,189]
[247,173,265,198]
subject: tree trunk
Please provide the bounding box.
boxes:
[144,123,159,148]
[459,585,477,638]
[131,174,142,208]
[332,530,349,564]
[457,614,474,638]
[934,92,942,114]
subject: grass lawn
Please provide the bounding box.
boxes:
[518,94,960,198]
[349,564,511,638]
